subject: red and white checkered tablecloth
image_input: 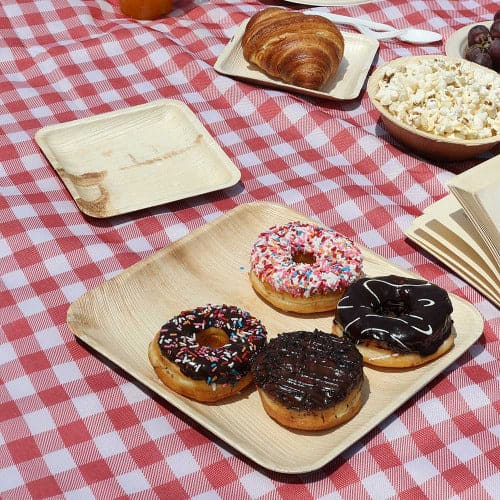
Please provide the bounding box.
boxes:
[1,0,498,497]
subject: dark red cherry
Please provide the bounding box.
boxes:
[468,24,490,45]
[473,51,493,68]
[490,19,500,38]
[489,37,500,70]
[464,44,484,61]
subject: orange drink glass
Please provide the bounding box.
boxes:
[119,0,172,20]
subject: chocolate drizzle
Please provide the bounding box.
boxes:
[158,305,267,386]
[335,275,454,356]
[252,330,363,411]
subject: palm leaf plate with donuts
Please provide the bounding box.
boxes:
[67,202,483,474]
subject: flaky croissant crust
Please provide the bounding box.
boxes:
[242,8,345,90]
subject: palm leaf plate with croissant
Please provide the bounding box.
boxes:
[242,8,345,91]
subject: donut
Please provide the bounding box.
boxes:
[148,304,267,402]
[252,330,364,430]
[249,221,363,313]
[333,275,454,368]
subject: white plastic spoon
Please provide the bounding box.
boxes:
[367,27,443,44]
[305,11,443,45]
[354,22,442,44]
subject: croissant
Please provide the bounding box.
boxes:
[242,8,345,90]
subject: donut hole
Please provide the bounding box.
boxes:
[292,251,316,265]
[375,299,410,317]
[196,327,230,349]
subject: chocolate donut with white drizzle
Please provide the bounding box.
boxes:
[333,275,454,368]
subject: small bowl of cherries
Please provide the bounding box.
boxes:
[463,10,500,71]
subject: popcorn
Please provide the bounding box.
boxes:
[374,57,500,140]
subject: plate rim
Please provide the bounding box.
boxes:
[67,201,485,473]
[214,20,379,101]
[283,0,378,6]
[35,99,242,218]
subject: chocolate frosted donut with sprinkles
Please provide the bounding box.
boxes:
[333,275,455,368]
[250,221,363,313]
[148,305,267,402]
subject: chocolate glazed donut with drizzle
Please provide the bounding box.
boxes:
[333,275,454,368]
[252,330,364,430]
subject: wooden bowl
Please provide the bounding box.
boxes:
[367,55,499,161]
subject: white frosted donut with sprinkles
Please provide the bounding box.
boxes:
[148,304,267,402]
[250,221,363,313]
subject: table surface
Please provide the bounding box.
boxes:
[1,0,499,498]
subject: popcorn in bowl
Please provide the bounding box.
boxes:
[373,57,500,140]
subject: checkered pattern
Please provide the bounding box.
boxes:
[1,0,499,497]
